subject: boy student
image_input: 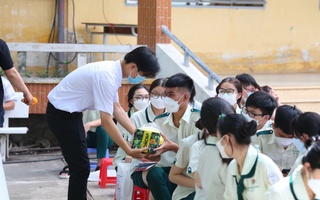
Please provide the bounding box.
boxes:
[242,91,277,134]
[235,73,260,107]
[131,73,201,200]
[252,105,302,176]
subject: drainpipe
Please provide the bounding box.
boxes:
[57,0,65,77]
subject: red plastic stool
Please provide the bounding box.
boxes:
[99,158,116,188]
[132,185,150,200]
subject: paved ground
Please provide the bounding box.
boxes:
[3,150,115,200]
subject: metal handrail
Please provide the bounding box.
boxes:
[161,25,221,90]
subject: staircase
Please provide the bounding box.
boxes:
[274,85,320,113]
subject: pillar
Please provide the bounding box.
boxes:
[138,0,171,52]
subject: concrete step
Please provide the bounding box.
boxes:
[273,85,320,113]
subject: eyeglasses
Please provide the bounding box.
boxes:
[242,107,265,118]
[218,88,235,95]
[150,92,166,100]
[243,87,256,93]
[133,95,149,102]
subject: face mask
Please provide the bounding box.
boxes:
[216,135,231,159]
[150,97,165,109]
[218,93,237,106]
[128,70,145,84]
[275,137,294,147]
[308,173,320,196]
[133,99,149,111]
[244,91,253,102]
[164,94,184,113]
[293,138,307,154]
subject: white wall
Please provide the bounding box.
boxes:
[156,44,216,104]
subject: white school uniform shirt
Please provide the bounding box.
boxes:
[195,136,228,200]
[253,130,300,169]
[251,120,272,146]
[154,105,201,167]
[82,110,100,132]
[48,60,122,114]
[172,132,202,200]
[264,165,318,200]
[113,107,136,167]
[224,145,283,200]
[1,77,16,103]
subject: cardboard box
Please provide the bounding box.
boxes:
[131,127,163,154]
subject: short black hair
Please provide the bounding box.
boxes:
[217,114,257,145]
[149,78,167,92]
[165,73,196,104]
[302,141,320,170]
[245,91,277,118]
[291,112,320,148]
[274,105,302,135]
[235,73,260,90]
[127,84,149,108]
[124,46,161,78]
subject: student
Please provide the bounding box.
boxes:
[265,141,320,200]
[185,97,234,200]
[0,77,16,127]
[289,112,320,176]
[254,105,302,177]
[113,84,150,166]
[217,114,283,200]
[242,91,277,134]
[131,73,201,200]
[216,77,242,113]
[261,85,280,107]
[46,46,160,200]
[235,73,260,106]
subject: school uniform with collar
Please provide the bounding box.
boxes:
[253,129,300,169]
[251,120,272,147]
[265,165,320,200]
[113,107,135,167]
[195,136,228,200]
[224,145,283,200]
[172,131,203,200]
[153,105,201,167]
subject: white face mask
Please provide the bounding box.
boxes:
[216,135,231,159]
[133,99,149,111]
[218,93,237,106]
[308,173,320,196]
[275,137,294,147]
[244,91,253,102]
[150,97,165,109]
[164,94,184,113]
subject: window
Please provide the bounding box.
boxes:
[126,0,266,8]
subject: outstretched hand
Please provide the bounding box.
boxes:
[127,147,148,159]
[153,132,178,155]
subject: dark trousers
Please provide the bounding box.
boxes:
[131,166,177,200]
[86,126,114,159]
[46,102,90,200]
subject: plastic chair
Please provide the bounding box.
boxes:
[87,148,109,170]
[132,185,150,200]
[99,158,116,188]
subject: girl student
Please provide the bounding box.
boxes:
[265,141,320,200]
[216,77,243,113]
[289,112,320,176]
[168,97,235,200]
[113,84,150,166]
[190,97,235,200]
[217,114,283,200]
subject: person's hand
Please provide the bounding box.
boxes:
[127,147,148,159]
[154,132,177,155]
[22,93,35,106]
[83,123,91,134]
[124,155,132,163]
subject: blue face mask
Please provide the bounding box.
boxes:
[128,70,145,84]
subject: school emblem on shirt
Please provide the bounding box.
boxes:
[251,178,255,184]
